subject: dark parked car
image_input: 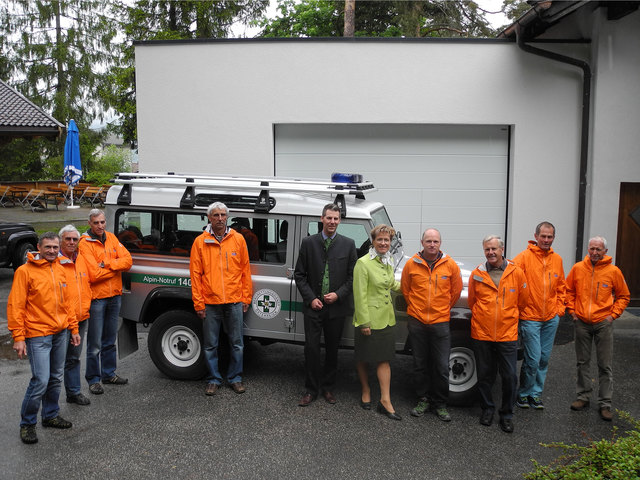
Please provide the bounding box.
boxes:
[0,222,38,269]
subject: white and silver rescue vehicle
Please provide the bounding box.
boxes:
[107,172,477,404]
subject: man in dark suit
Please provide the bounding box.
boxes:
[295,203,357,406]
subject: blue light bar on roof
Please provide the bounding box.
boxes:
[331,172,363,183]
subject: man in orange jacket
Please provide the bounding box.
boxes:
[190,202,252,396]
[78,209,132,395]
[401,228,462,422]
[8,232,81,444]
[469,235,528,433]
[513,222,566,410]
[59,225,92,406]
[566,236,630,421]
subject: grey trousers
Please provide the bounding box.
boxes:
[574,319,613,407]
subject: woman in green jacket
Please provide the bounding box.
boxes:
[353,224,402,420]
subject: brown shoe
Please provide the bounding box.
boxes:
[298,393,316,407]
[230,382,246,394]
[322,391,337,404]
[599,406,613,421]
[570,399,590,411]
[205,383,219,396]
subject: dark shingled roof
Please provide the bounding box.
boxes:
[0,79,64,141]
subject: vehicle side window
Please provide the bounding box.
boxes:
[306,221,370,258]
[115,210,290,263]
[116,211,157,252]
[115,210,208,256]
[232,216,289,264]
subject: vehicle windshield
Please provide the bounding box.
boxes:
[371,207,404,269]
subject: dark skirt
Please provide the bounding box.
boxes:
[354,324,396,363]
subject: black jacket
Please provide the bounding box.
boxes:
[294,232,357,319]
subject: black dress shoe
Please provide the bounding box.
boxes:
[323,391,337,404]
[299,393,316,407]
[360,401,372,410]
[377,402,402,421]
[499,417,514,433]
[480,409,494,426]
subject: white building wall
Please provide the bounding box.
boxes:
[135,40,583,263]
[588,9,640,260]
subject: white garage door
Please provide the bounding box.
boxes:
[275,123,509,269]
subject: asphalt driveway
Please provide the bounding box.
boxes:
[0,316,639,480]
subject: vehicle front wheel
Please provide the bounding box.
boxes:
[148,310,208,380]
[448,330,478,406]
[12,241,36,269]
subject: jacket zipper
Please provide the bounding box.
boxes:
[427,269,432,323]
[494,288,500,340]
[542,256,548,319]
[587,265,595,322]
[51,263,63,330]
[218,240,226,301]
[426,259,441,323]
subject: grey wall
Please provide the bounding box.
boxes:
[135,39,587,264]
[587,8,640,259]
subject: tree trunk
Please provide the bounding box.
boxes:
[169,2,177,32]
[344,0,355,37]
[54,0,66,121]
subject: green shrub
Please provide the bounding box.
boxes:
[524,411,640,479]
[85,145,131,185]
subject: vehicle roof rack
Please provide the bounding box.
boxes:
[113,172,376,216]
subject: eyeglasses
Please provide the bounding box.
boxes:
[64,238,79,242]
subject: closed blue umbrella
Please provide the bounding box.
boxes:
[63,119,82,208]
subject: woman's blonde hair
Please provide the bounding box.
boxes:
[370,224,396,242]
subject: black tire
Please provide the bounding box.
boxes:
[148,310,208,380]
[448,329,479,406]
[12,242,36,270]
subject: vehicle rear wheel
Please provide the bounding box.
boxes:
[148,310,208,380]
[448,330,478,406]
[12,241,36,269]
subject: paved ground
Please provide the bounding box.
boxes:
[1,325,639,480]
[0,201,91,233]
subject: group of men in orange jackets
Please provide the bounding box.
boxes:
[7,212,631,443]
[468,222,630,433]
[8,209,132,444]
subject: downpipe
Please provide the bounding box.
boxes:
[515,25,592,263]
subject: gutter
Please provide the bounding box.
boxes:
[514,24,592,264]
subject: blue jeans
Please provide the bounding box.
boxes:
[408,317,451,407]
[86,295,121,384]
[518,316,559,398]
[204,303,244,385]
[473,339,518,419]
[21,330,68,426]
[64,319,88,396]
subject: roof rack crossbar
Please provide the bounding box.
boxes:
[112,172,377,197]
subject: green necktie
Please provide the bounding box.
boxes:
[321,237,331,296]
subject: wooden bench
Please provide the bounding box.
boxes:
[5,186,29,206]
[20,188,64,211]
[67,182,92,203]
[79,186,109,207]
[0,185,13,207]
